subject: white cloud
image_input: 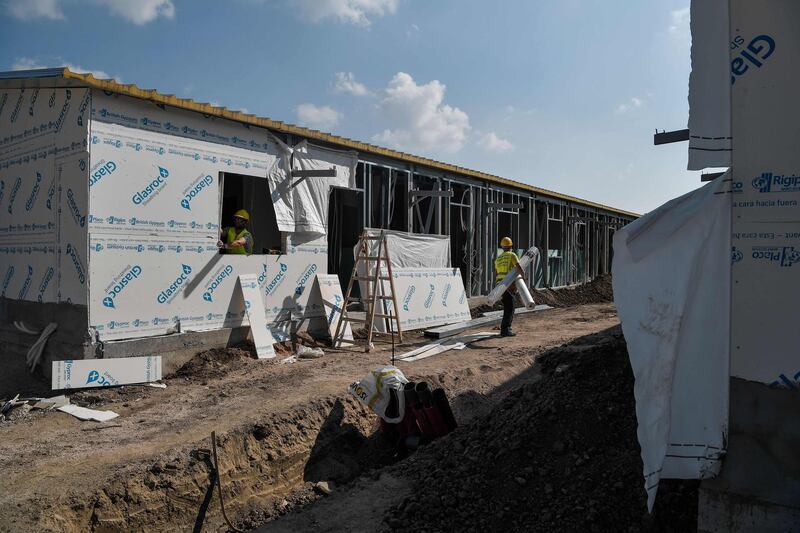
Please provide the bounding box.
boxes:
[5,0,64,20]
[406,23,420,37]
[288,0,399,27]
[669,7,689,35]
[372,72,470,154]
[11,57,112,80]
[479,132,514,154]
[296,103,342,130]
[93,0,175,25]
[333,71,371,96]
[5,0,175,24]
[615,96,643,114]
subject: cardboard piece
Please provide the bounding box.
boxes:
[314,274,352,342]
[52,356,162,390]
[237,274,276,359]
[58,404,119,422]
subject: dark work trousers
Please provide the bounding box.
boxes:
[501,290,514,332]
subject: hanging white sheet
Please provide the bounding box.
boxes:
[687,0,732,170]
[267,140,357,234]
[612,175,731,511]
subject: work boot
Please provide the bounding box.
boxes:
[501,329,516,337]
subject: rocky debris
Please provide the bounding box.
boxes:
[383,326,698,532]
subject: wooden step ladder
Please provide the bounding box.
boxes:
[333,230,403,352]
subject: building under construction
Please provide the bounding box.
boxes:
[0,67,636,383]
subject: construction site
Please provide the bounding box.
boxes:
[0,0,798,531]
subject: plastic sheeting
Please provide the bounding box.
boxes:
[687,0,731,170]
[268,139,357,235]
[612,175,730,511]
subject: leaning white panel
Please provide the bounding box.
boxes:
[380,268,471,332]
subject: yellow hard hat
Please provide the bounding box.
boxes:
[233,209,250,221]
[500,237,513,247]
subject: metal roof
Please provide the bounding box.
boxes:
[0,67,638,218]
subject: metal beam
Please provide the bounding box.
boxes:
[486,202,524,210]
[290,168,337,178]
[654,129,690,145]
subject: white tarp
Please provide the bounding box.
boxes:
[687,0,732,170]
[268,140,357,234]
[612,176,730,511]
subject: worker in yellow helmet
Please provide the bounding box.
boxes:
[494,236,525,337]
[218,209,254,255]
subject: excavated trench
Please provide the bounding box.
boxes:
[44,395,383,532]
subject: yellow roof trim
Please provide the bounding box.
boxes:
[60,68,638,218]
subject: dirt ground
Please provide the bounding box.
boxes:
[0,297,626,532]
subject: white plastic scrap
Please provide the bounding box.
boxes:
[58,404,119,422]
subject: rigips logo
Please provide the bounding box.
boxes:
[181,175,213,210]
[157,264,192,304]
[90,160,117,187]
[25,172,42,211]
[203,265,234,302]
[103,265,142,308]
[132,167,169,205]
[751,172,800,193]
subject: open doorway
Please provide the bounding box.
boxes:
[219,172,281,254]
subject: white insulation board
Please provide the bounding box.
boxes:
[52,356,162,389]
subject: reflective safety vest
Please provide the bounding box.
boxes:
[224,227,253,255]
[495,250,520,281]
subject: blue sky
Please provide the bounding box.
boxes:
[1,0,698,214]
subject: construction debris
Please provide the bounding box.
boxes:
[57,404,119,422]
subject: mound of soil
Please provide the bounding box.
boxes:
[171,345,254,381]
[382,326,697,532]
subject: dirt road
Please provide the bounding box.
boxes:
[0,301,619,532]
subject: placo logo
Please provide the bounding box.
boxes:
[66,189,86,227]
[157,264,193,304]
[181,174,213,210]
[751,246,800,267]
[441,283,451,307]
[65,243,86,284]
[294,264,318,296]
[103,265,142,308]
[402,285,416,312]
[132,166,169,205]
[203,265,234,302]
[24,172,42,211]
[90,160,117,187]
[424,284,435,309]
[45,178,55,210]
[751,172,800,193]
[17,265,33,300]
[731,34,775,85]
[731,247,743,264]
[266,263,289,295]
[7,177,22,214]
[1,266,13,297]
[37,266,54,302]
